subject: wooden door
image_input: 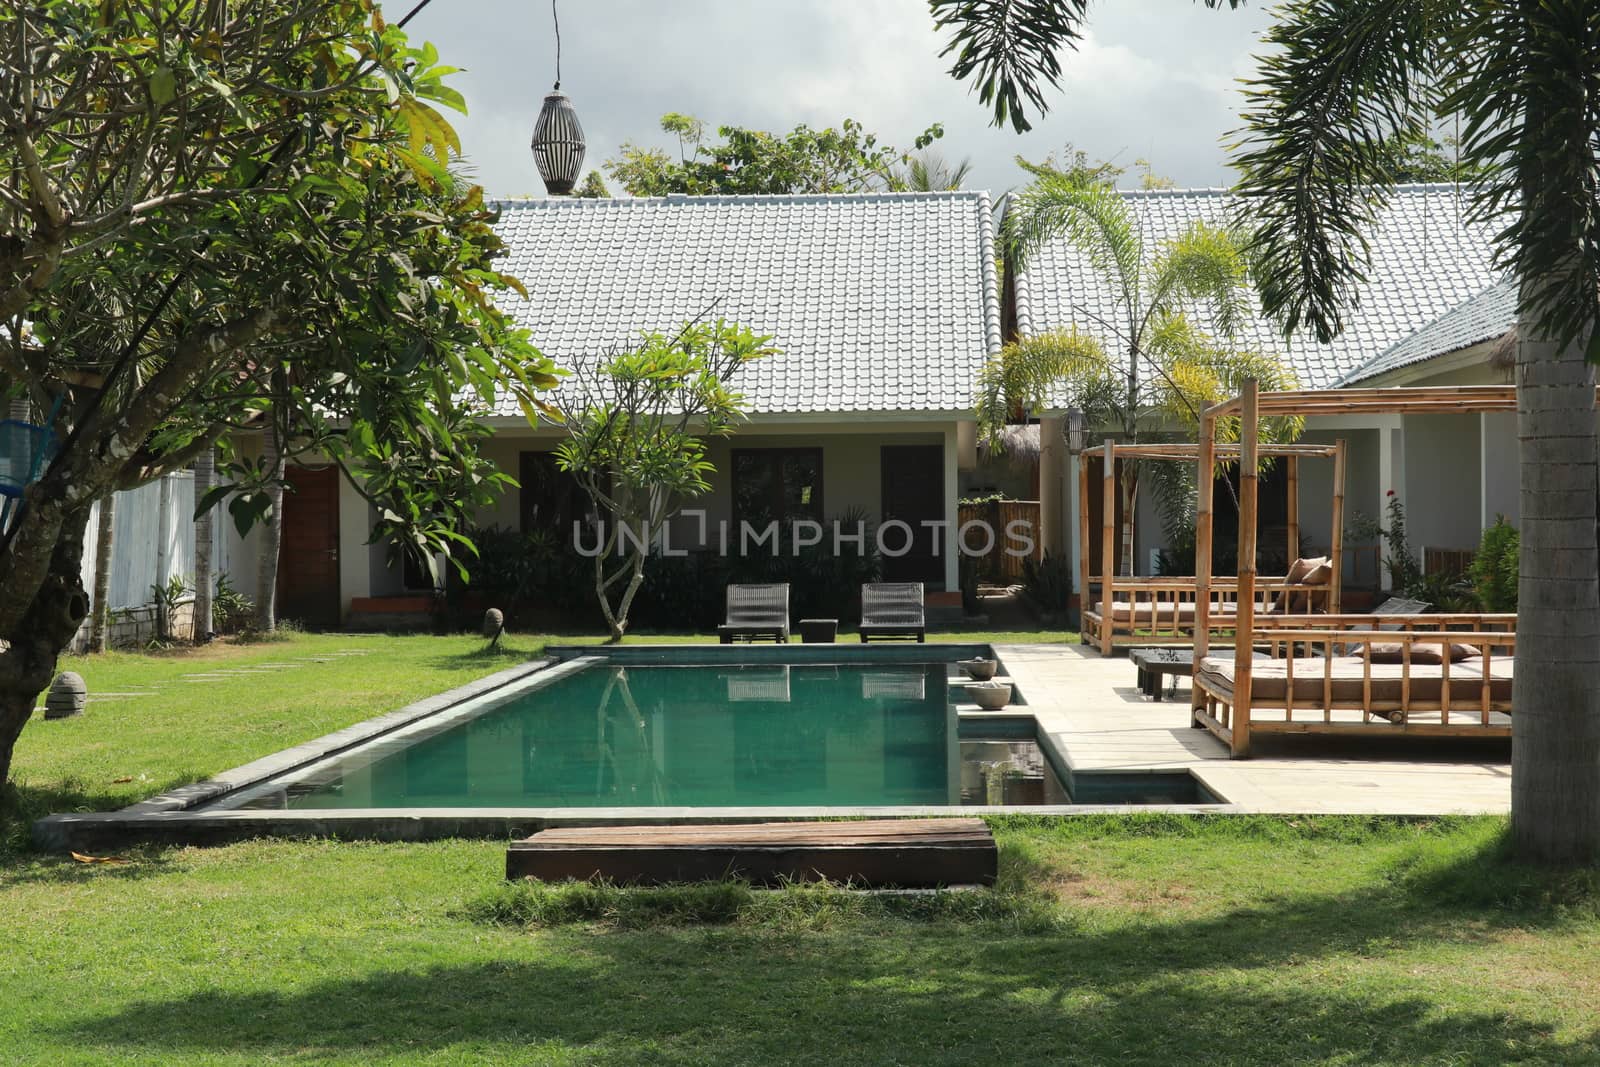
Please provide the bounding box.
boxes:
[277,464,341,628]
[879,445,944,584]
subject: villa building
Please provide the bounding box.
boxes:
[1012,184,1511,596]
[245,191,1005,625]
[188,184,1520,627]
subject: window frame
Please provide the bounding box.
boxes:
[730,446,826,531]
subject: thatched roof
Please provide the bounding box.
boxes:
[977,423,1041,471]
[1488,325,1517,376]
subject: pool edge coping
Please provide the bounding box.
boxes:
[32,643,1250,852]
[40,657,556,822]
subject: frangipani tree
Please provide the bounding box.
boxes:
[0,2,556,789]
[554,320,776,641]
[983,175,1301,574]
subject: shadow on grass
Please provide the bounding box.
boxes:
[2,780,131,856]
[49,882,1600,1063]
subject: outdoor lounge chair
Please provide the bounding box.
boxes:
[717,583,790,643]
[859,582,926,642]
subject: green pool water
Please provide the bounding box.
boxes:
[249,663,989,810]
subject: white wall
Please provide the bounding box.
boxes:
[1481,411,1519,526]
[1403,413,1483,555]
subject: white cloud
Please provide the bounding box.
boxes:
[403,0,1277,199]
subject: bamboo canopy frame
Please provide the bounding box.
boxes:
[1192,382,1600,756]
[1078,437,1347,656]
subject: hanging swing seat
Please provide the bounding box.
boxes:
[0,419,54,498]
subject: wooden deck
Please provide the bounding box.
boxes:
[505,818,997,887]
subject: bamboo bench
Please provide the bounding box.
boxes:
[1081,575,1335,655]
[1191,614,1518,757]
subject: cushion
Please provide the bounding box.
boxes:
[1285,556,1329,584]
[1366,640,1477,664]
[1195,654,1514,707]
[1278,558,1333,614]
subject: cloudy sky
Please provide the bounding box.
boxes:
[404,1,1278,200]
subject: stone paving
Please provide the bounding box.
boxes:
[46,649,370,708]
[996,643,1513,815]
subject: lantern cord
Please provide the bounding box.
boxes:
[552,0,562,90]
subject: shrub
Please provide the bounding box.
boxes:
[211,573,254,635]
[1469,516,1519,612]
[1022,551,1072,613]
[1350,491,1425,595]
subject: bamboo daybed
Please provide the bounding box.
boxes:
[1190,383,1528,757]
[1079,438,1348,656]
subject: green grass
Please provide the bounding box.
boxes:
[9,633,1598,1064]
[5,632,542,828]
[2,816,1600,1064]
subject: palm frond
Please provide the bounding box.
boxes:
[1142,452,1199,554]
[930,0,1091,133]
[899,149,975,191]
[930,0,1247,133]
[1144,220,1254,340]
[1144,315,1304,449]
[1002,176,1143,314]
[1444,2,1600,357]
[1229,0,1441,343]
[975,329,1119,443]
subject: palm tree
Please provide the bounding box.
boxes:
[1227,3,1600,865]
[937,0,1600,864]
[895,150,974,191]
[986,175,1301,575]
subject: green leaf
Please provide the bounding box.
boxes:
[148,65,176,108]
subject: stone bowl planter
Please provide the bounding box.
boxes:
[967,681,1012,710]
[959,658,998,681]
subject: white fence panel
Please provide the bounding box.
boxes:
[70,465,232,650]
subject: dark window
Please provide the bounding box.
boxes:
[519,451,593,536]
[732,448,824,529]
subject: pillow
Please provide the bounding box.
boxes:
[1365,641,1476,664]
[1300,561,1334,613]
[1285,556,1329,584]
[1278,557,1332,613]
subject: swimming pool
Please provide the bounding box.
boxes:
[220,659,1062,810]
[33,645,1225,853]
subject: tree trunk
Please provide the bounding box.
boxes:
[1511,301,1600,864]
[608,553,649,643]
[88,492,115,652]
[192,447,215,641]
[0,504,92,787]
[255,417,284,633]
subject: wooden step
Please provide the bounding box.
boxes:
[506,818,996,888]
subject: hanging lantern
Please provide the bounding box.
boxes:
[532,90,585,195]
[530,0,585,195]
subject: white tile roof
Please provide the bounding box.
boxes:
[489,192,1001,417]
[1336,278,1515,385]
[1013,184,1500,390]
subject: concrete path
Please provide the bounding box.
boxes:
[996,643,1513,815]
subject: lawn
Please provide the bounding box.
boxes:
[2,817,1599,1065]
[4,632,1599,1065]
